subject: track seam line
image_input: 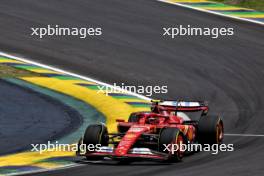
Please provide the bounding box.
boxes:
[224,133,264,137]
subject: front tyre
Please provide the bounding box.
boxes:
[83,124,108,160]
[159,128,185,162]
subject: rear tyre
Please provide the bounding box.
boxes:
[83,124,108,160]
[159,128,185,162]
[198,115,224,145]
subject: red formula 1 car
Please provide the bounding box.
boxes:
[76,100,224,162]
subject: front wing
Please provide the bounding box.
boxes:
[77,147,168,160]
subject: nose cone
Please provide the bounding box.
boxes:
[115,126,150,156]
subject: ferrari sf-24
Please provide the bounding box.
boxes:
[76,100,224,162]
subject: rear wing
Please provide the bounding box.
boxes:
[151,100,209,113]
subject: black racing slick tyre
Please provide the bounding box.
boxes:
[83,124,109,160]
[198,115,224,145]
[159,128,185,162]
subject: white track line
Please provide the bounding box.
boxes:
[225,133,264,137]
[157,0,264,26]
[0,52,151,101]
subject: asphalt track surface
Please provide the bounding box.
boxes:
[0,79,82,155]
[0,0,263,175]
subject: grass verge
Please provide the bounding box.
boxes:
[210,0,264,11]
[0,64,40,78]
